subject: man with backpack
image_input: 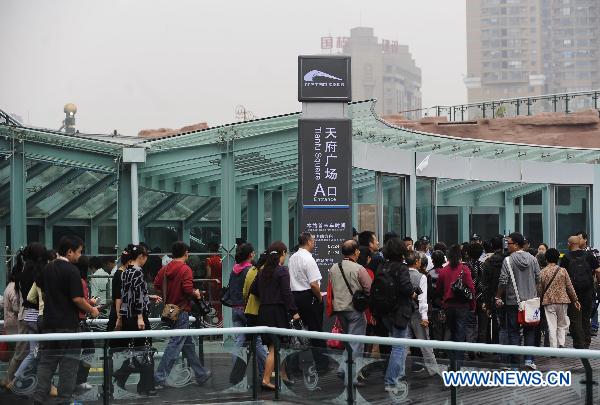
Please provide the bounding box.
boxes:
[575,231,600,336]
[369,237,416,394]
[560,235,600,349]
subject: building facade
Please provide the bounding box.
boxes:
[466,0,600,103]
[342,27,422,118]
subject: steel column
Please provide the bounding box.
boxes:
[504,192,515,235]
[247,186,265,253]
[593,165,600,247]
[459,206,470,243]
[117,166,133,249]
[408,154,418,240]
[271,189,289,248]
[220,144,236,329]
[10,141,26,256]
[131,163,139,244]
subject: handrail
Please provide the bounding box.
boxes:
[2,326,600,360]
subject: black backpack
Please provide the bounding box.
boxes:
[370,261,400,316]
[568,253,593,292]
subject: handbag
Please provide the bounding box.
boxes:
[122,338,155,372]
[160,268,181,327]
[451,265,474,302]
[326,318,345,350]
[338,262,369,312]
[506,257,541,326]
[288,319,311,351]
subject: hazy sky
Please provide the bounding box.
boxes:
[1,0,467,135]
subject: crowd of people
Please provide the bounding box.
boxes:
[1,237,212,402]
[1,228,599,401]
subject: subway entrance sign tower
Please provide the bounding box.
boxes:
[298,55,352,273]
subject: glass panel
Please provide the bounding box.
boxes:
[523,190,544,247]
[353,169,376,234]
[556,185,590,252]
[437,206,459,246]
[417,178,435,241]
[381,174,406,237]
[471,207,500,241]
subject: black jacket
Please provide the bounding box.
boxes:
[482,251,505,309]
[384,261,415,329]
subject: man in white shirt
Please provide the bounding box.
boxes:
[288,232,327,370]
[404,251,439,377]
[89,257,116,304]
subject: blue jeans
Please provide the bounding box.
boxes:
[499,305,536,365]
[14,320,39,381]
[446,307,469,366]
[232,307,267,378]
[384,323,407,386]
[155,311,209,384]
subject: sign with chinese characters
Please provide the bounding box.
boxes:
[298,55,352,102]
[301,209,352,273]
[299,119,351,208]
[299,118,352,273]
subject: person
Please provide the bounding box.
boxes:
[33,236,99,405]
[402,237,414,252]
[89,256,115,304]
[404,251,439,377]
[115,244,162,396]
[538,243,548,255]
[287,232,327,371]
[205,241,222,324]
[250,241,300,391]
[377,237,416,394]
[436,245,476,366]
[433,242,448,257]
[495,232,540,370]
[224,243,257,382]
[2,268,20,367]
[560,235,599,349]
[575,231,600,336]
[75,255,97,391]
[153,241,211,389]
[467,243,486,346]
[356,247,378,359]
[481,236,505,345]
[10,244,47,389]
[416,237,433,271]
[242,252,269,380]
[428,250,447,343]
[359,230,384,273]
[329,239,372,386]
[383,232,398,245]
[538,248,580,348]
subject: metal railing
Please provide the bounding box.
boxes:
[1,326,598,405]
[399,89,600,122]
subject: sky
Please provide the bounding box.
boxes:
[0,0,467,136]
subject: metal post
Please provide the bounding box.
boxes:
[516,100,521,116]
[491,101,496,119]
[220,143,236,329]
[10,140,26,268]
[344,342,354,405]
[593,91,599,110]
[580,358,596,405]
[552,95,558,112]
[527,98,532,116]
[482,103,487,118]
[251,334,258,400]
[450,355,458,405]
[103,339,110,405]
[131,162,139,244]
[117,165,132,249]
[274,335,280,401]
[565,94,570,114]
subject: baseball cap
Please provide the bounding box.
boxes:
[470,233,482,241]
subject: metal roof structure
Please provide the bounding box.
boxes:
[0,99,599,290]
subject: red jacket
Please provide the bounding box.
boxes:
[154,260,195,312]
[436,263,476,311]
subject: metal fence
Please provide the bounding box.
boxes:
[0,326,598,405]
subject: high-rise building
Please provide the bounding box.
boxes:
[465,0,600,103]
[341,27,422,118]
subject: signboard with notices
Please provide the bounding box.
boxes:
[298,119,351,209]
[298,118,352,273]
[298,55,352,102]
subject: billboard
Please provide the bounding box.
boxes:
[298,55,352,102]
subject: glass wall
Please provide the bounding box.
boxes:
[521,190,544,246]
[353,169,377,234]
[437,206,459,245]
[556,185,590,251]
[417,178,435,241]
[471,207,500,241]
[381,174,406,237]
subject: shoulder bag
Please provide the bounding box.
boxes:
[338,261,369,312]
[451,265,474,302]
[160,268,181,327]
[506,257,541,326]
